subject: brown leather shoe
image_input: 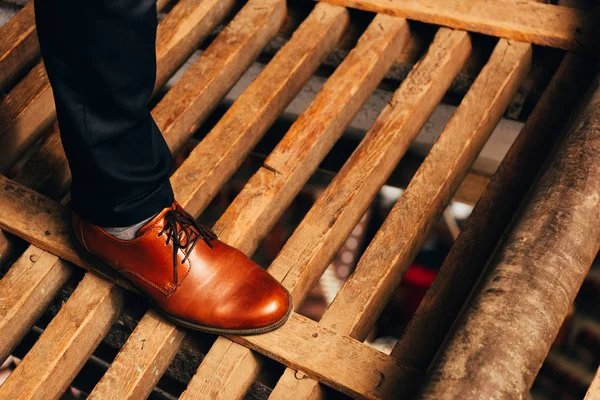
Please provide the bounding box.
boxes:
[71,201,293,335]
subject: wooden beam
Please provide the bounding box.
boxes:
[0,247,71,362]
[266,26,472,400]
[0,273,125,400]
[154,0,287,155]
[269,35,530,400]
[171,2,350,217]
[418,74,600,399]
[392,52,596,383]
[316,0,599,52]
[0,174,417,400]
[0,2,38,93]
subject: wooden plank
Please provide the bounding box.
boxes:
[0,273,125,400]
[0,63,55,175]
[320,38,531,339]
[586,367,600,400]
[392,52,595,381]
[419,74,600,399]
[0,2,38,92]
[267,26,472,400]
[154,0,287,155]
[0,247,71,362]
[0,0,233,181]
[170,2,350,217]
[0,175,416,400]
[201,14,409,255]
[317,0,599,52]
[177,13,410,400]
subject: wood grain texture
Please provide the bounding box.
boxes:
[0,174,415,400]
[268,26,472,400]
[0,1,38,92]
[419,74,600,399]
[89,310,186,400]
[209,13,410,256]
[321,38,531,344]
[178,13,410,400]
[0,273,125,400]
[0,62,55,174]
[0,246,71,362]
[155,0,287,155]
[171,2,350,217]
[317,0,599,52]
[393,52,596,381]
[230,313,418,400]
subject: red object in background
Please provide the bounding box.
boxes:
[398,264,438,322]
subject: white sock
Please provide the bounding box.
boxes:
[102,213,157,240]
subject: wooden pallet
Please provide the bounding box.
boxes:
[0,0,598,398]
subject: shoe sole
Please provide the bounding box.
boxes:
[72,237,294,336]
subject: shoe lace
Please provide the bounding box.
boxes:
[158,207,217,284]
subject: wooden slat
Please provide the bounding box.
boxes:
[0,2,38,92]
[321,37,530,338]
[0,174,416,400]
[0,0,233,180]
[0,247,71,362]
[586,367,600,400]
[267,26,472,400]
[154,0,287,154]
[419,74,600,399]
[0,273,125,400]
[171,2,350,217]
[270,34,531,400]
[392,52,595,380]
[0,63,54,175]
[97,11,406,400]
[317,0,599,52]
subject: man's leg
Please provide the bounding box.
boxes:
[33,0,292,334]
[34,0,174,228]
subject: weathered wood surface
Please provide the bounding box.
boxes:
[0,173,415,399]
[171,2,350,217]
[155,0,287,155]
[177,14,409,400]
[392,52,596,380]
[0,0,232,181]
[0,63,54,175]
[419,75,600,399]
[0,273,125,400]
[326,37,530,339]
[0,1,38,93]
[0,246,71,362]
[317,0,599,52]
[267,26,472,400]
[586,367,600,400]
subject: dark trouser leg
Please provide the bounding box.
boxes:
[33,0,174,227]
